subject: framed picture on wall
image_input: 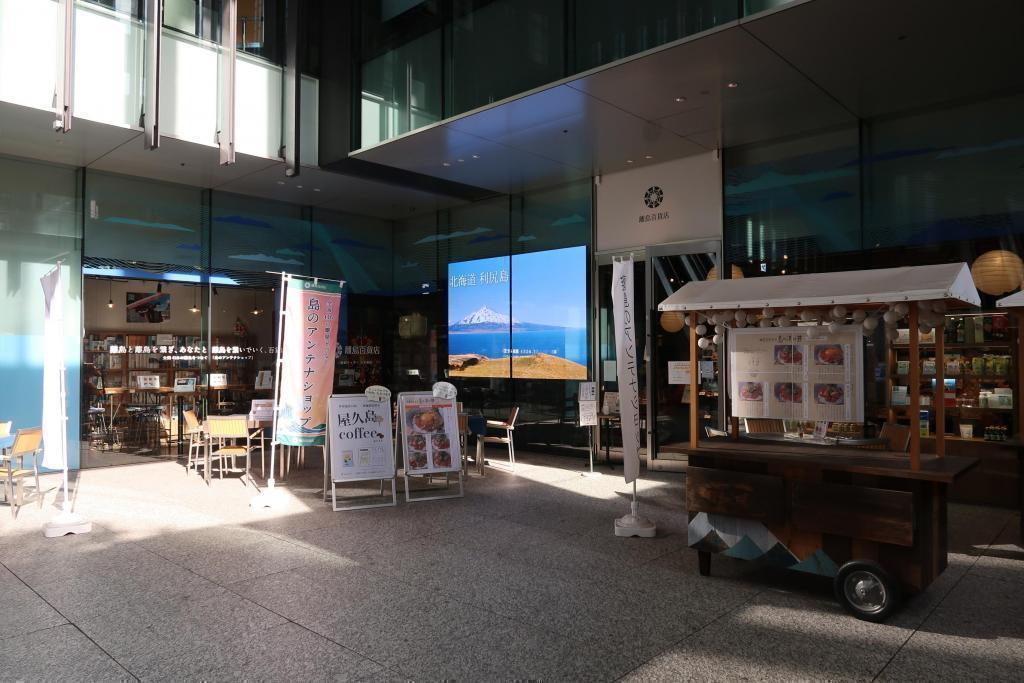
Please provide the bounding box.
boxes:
[126,292,170,323]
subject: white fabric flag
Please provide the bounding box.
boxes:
[40,264,66,471]
[611,258,641,484]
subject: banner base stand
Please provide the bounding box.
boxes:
[581,471,602,478]
[614,512,656,537]
[43,511,92,538]
[251,483,287,509]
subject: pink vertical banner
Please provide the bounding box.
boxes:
[277,278,343,446]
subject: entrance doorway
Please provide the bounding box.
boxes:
[646,241,722,470]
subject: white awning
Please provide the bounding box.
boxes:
[996,291,1024,308]
[658,263,980,311]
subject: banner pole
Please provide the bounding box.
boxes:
[251,271,289,508]
[44,260,91,536]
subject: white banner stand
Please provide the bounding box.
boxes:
[251,272,344,510]
[40,262,91,537]
[326,391,398,511]
[610,255,656,538]
[397,391,463,503]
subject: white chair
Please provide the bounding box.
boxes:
[3,427,42,517]
[205,415,259,484]
[481,406,520,472]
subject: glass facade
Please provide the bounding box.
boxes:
[0,156,82,469]
[84,0,283,62]
[724,93,1024,283]
[355,0,745,148]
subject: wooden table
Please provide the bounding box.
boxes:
[685,439,976,614]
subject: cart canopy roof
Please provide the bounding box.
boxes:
[996,291,1024,308]
[658,262,980,311]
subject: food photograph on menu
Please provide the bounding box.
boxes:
[814,344,845,366]
[815,383,845,405]
[773,382,804,403]
[738,382,764,401]
[773,344,803,365]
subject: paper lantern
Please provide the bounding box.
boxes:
[971,250,1024,295]
[659,311,685,333]
[706,264,744,280]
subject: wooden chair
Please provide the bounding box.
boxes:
[205,415,259,484]
[879,423,912,452]
[183,410,205,476]
[744,418,785,434]
[481,406,520,472]
[3,427,42,518]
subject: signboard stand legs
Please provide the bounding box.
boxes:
[326,437,397,511]
[41,262,91,538]
[582,425,600,478]
[397,392,465,503]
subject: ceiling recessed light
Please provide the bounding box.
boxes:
[442,162,451,167]
[471,154,480,159]
[276,180,285,185]
[674,96,686,103]
[313,188,321,192]
[626,159,633,164]
[297,185,303,189]
[727,81,739,88]
[457,158,464,163]
[644,155,653,160]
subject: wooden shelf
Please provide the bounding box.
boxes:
[893,342,1012,350]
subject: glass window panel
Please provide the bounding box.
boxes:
[575,0,738,72]
[0,156,82,468]
[360,28,442,147]
[447,0,565,116]
[85,172,205,270]
[724,127,861,276]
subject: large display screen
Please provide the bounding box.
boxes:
[447,246,587,380]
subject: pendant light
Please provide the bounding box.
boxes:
[189,285,200,314]
[251,289,260,316]
[107,279,114,308]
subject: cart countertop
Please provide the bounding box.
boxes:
[688,439,977,483]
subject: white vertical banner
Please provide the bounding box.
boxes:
[611,258,641,484]
[40,264,66,471]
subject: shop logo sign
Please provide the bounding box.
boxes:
[640,186,669,224]
[644,186,664,208]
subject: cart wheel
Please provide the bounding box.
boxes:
[834,560,900,622]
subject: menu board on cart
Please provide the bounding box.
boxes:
[327,394,395,482]
[398,392,462,475]
[728,326,863,423]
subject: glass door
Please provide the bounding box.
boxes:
[647,241,722,468]
[595,251,647,466]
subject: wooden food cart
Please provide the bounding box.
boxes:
[659,263,980,621]
[994,291,1024,547]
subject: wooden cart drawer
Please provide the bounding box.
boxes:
[686,467,784,522]
[791,481,914,547]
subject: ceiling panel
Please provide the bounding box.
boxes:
[88,135,279,187]
[216,163,465,220]
[0,102,141,167]
[354,123,580,194]
[743,0,1024,118]
[451,84,706,174]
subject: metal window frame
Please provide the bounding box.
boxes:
[218,0,238,164]
[54,0,74,133]
[143,0,163,149]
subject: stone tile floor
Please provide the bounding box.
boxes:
[0,450,1020,681]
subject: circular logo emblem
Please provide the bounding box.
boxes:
[644,186,664,209]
